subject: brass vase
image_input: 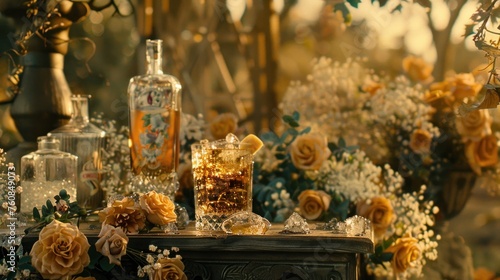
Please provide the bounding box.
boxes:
[0,0,90,166]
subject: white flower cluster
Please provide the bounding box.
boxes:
[254,143,285,174]
[320,149,438,279]
[137,245,182,278]
[321,150,402,202]
[280,57,440,164]
[179,113,205,146]
[280,57,373,148]
[91,115,132,197]
[367,76,440,151]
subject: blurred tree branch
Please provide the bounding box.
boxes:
[427,0,468,82]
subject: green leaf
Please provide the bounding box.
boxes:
[299,127,311,135]
[379,252,394,262]
[377,0,388,7]
[19,255,31,265]
[99,256,115,272]
[41,205,49,217]
[391,4,403,13]
[46,200,54,211]
[346,0,362,8]
[59,189,68,200]
[334,2,352,24]
[17,263,33,271]
[286,128,298,137]
[33,207,41,221]
[282,115,299,128]
[338,137,346,148]
[292,111,300,121]
[88,245,100,269]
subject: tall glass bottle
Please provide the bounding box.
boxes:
[20,136,77,216]
[49,95,107,209]
[128,39,182,196]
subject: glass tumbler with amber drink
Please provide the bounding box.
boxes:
[192,134,263,231]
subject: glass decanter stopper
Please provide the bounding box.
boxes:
[48,95,107,209]
[127,39,182,197]
[20,136,77,216]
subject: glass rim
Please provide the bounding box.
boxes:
[191,142,254,151]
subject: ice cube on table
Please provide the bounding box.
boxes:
[281,212,310,234]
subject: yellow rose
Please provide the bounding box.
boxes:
[431,73,482,102]
[385,236,421,274]
[402,56,433,83]
[99,197,146,234]
[139,191,177,226]
[209,113,238,140]
[297,190,332,220]
[356,196,395,240]
[465,135,499,175]
[474,267,497,280]
[30,220,90,280]
[152,257,187,280]
[73,277,96,280]
[409,129,432,154]
[289,133,331,170]
[451,73,483,100]
[95,224,128,266]
[455,110,492,142]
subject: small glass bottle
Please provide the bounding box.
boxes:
[20,136,77,216]
[49,95,107,209]
[127,39,182,194]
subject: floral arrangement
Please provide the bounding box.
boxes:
[251,112,439,279]
[271,55,500,277]
[280,56,500,215]
[0,187,186,280]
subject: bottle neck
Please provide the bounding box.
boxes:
[71,95,90,124]
[146,39,164,75]
[38,136,60,150]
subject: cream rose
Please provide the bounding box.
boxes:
[402,56,433,83]
[151,257,187,280]
[209,113,238,140]
[409,129,432,154]
[289,133,331,170]
[140,191,177,226]
[465,135,499,175]
[95,224,129,266]
[356,197,395,240]
[430,73,482,103]
[384,236,421,274]
[455,110,492,142]
[297,190,332,220]
[99,197,146,234]
[451,73,483,100]
[30,220,90,280]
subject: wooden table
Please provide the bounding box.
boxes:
[22,223,374,280]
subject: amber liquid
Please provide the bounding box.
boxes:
[129,108,180,177]
[192,146,253,230]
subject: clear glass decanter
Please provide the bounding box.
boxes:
[48,95,107,209]
[20,136,77,216]
[127,39,182,197]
